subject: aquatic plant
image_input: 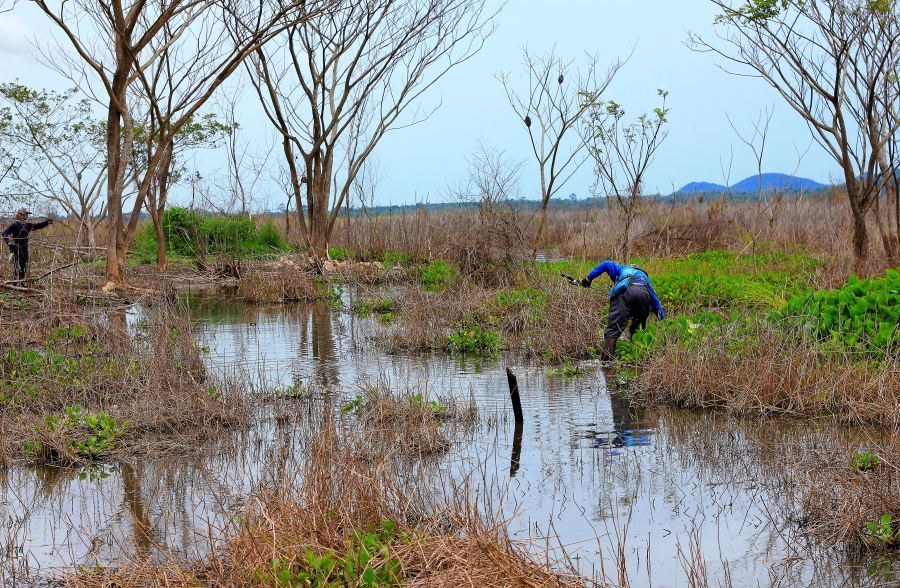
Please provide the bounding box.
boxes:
[851,450,881,471]
[419,259,456,291]
[447,325,500,353]
[255,521,405,587]
[23,405,127,463]
[776,270,900,358]
[547,360,588,378]
[865,515,898,547]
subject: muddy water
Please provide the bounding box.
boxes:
[1,298,896,586]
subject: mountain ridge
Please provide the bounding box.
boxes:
[677,173,828,194]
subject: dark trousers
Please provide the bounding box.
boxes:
[11,246,28,280]
[604,283,652,340]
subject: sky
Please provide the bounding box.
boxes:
[0,1,840,209]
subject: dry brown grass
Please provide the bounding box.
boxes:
[325,193,897,274]
[799,440,900,550]
[637,325,900,430]
[346,382,479,457]
[377,275,604,360]
[236,263,323,303]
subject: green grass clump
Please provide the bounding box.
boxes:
[328,247,355,261]
[419,259,456,291]
[540,251,818,312]
[652,273,798,311]
[447,326,500,353]
[775,269,899,357]
[350,296,396,317]
[548,360,589,378]
[255,520,405,586]
[381,251,411,268]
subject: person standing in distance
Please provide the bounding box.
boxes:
[3,208,52,280]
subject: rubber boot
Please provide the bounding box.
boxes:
[602,335,618,362]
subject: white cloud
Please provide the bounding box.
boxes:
[0,14,31,55]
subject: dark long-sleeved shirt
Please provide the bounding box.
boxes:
[3,219,51,250]
[588,260,665,318]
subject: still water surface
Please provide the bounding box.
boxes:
[0,298,895,586]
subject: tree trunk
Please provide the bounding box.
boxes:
[875,152,899,261]
[104,35,133,284]
[851,202,870,269]
[150,208,168,271]
[533,198,550,257]
[306,152,334,260]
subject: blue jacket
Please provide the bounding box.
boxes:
[588,260,665,318]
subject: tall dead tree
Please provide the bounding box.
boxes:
[247,0,494,259]
[694,0,900,266]
[29,0,324,283]
[498,48,622,254]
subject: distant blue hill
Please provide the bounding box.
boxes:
[677,181,729,194]
[676,173,828,195]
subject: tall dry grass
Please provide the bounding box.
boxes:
[324,193,896,277]
[68,398,594,588]
[637,324,900,430]
[377,275,604,360]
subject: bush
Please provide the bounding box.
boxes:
[258,219,288,250]
[135,208,290,260]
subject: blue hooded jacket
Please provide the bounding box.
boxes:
[588,260,665,318]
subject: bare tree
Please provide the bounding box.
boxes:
[0,84,107,246]
[497,48,622,254]
[693,0,900,266]
[851,6,900,260]
[450,143,527,284]
[247,0,495,259]
[29,0,324,283]
[581,90,669,261]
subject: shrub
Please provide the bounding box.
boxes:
[135,208,290,260]
[258,218,288,250]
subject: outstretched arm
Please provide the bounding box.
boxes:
[29,219,52,231]
[586,260,619,283]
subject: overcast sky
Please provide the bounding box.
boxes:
[0,1,839,209]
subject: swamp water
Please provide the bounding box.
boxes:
[1,297,897,587]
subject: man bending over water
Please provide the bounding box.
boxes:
[580,260,665,361]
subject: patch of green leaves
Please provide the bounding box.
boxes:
[255,520,405,587]
[865,514,898,547]
[775,269,899,358]
[418,259,456,291]
[851,450,881,471]
[447,326,500,354]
